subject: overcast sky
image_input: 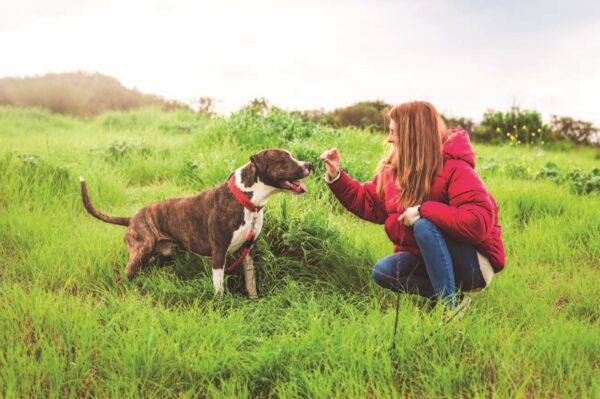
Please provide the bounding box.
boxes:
[1,0,599,124]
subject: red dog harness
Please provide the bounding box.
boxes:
[226,177,262,272]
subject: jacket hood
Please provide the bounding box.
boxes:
[442,127,476,168]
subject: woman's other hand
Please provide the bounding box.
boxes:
[399,205,421,226]
[320,147,341,180]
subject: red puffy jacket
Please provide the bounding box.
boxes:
[328,127,506,272]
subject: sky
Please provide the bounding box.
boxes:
[1,0,599,124]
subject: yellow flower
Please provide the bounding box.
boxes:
[513,125,517,129]
[496,127,501,132]
[537,128,542,132]
[532,132,536,136]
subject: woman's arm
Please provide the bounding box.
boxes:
[419,160,494,244]
[320,147,387,224]
[327,171,388,224]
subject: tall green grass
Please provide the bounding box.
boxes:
[0,106,598,398]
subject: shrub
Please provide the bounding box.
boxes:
[328,100,390,131]
[440,115,477,135]
[475,106,554,145]
[294,100,392,131]
[227,107,328,149]
[291,108,330,126]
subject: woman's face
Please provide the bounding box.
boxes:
[387,119,398,145]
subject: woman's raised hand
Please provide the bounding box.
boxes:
[320,147,341,180]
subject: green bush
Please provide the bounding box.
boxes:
[297,100,390,131]
[474,106,555,145]
[227,106,331,149]
[328,100,390,131]
[441,115,477,134]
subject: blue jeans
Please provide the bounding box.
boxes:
[372,218,486,308]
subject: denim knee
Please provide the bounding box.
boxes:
[372,258,395,288]
[413,218,437,239]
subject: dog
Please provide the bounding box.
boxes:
[80,148,312,297]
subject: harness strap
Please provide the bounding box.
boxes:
[226,231,256,273]
[225,175,260,273]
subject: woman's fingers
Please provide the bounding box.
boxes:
[320,147,340,162]
[323,158,336,168]
[398,212,409,226]
[319,148,332,160]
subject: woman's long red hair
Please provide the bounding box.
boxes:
[376,101,445,208]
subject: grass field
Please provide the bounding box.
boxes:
[0,106,598,398]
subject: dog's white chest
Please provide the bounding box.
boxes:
[227,209,263,253]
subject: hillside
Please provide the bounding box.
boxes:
[0,72,189,117]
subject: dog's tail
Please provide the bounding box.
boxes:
[80,177,130,227]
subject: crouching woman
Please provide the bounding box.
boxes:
[320,101,505,312]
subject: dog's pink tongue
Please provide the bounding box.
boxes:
[298,182,308,192]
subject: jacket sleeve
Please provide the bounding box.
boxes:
[419,161,494,244]
[327,170,387,224]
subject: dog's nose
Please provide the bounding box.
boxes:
[305,162,313,172]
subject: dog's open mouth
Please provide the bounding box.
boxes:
[280,180,307,194]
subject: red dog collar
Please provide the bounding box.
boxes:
[228,177,262,212]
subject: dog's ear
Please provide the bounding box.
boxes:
[250,151,267,172]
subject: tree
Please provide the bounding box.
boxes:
[550,115,599,145]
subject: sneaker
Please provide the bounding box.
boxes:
[444,296,472,323]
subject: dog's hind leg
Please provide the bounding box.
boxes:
[154,241,175,266]
[243,255,258,299]
[124,228,156,280]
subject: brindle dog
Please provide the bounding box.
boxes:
[80,149,312,297]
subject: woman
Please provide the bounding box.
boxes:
[320,101,505,312]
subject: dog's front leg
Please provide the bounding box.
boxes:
[243,254,258,299]
[211,251,226,296]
